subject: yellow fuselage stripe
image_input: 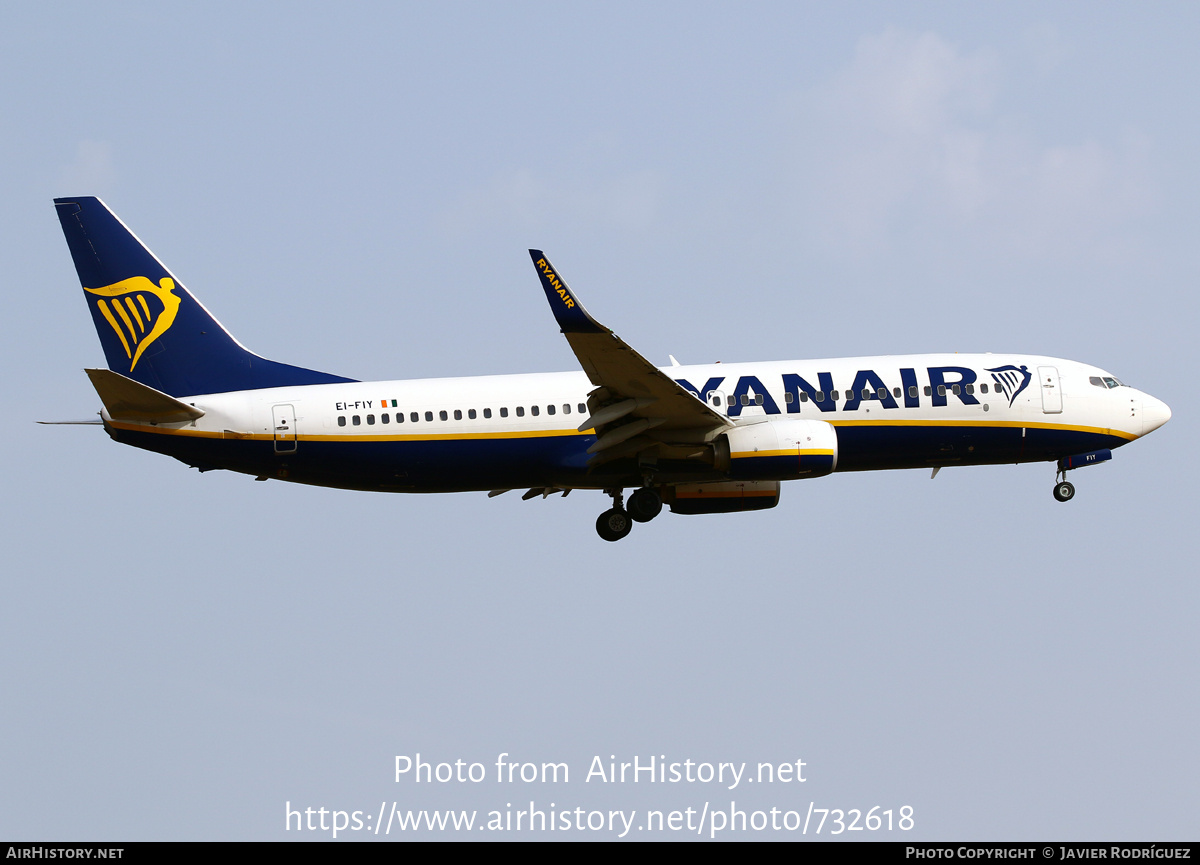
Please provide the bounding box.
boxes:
[731,448,835,459]
[107,421,593,442]
[107,418,1135,444]
[828,417,1136,441]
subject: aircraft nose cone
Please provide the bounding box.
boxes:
[1142,394,1172,436]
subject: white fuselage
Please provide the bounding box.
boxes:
[101,353,1170,493]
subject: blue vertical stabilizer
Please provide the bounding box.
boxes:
[54,197,357,396]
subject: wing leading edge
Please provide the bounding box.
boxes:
[528,250,728,464]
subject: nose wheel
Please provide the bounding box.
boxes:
[1053,480,1075,502]
[1052,466,1076,502]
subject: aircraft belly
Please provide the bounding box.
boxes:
[109,426,612,492]
[110,418,1134,490]
[302,436,598,491]
[833,423,1129,472]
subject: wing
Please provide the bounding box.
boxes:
[529,251,728,463]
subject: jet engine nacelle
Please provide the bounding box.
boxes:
[715,418,838,481]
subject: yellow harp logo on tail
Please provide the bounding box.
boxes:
[84,277,181,372]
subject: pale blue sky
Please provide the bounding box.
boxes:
[2,2,1195,840]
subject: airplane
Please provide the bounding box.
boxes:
[51,196,1172,541]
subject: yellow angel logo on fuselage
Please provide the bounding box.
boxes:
[84,276,181,372]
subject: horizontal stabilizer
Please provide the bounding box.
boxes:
[36,418,103,425]
[84,368,205,423]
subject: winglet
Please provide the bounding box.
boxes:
[528,250,606,334]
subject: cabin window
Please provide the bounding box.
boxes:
[980,384,989,394]
[563,404,571,414]
[366,414,375,425]
[951,384,961,395]
[861,388,870,399]
[500,407,508,418]
[454,409,462,420]
[425,411,433,422]
[381,413,390,424]
[484,408,492,418]
[531,405,540,416]
[832,390,841,401]
[711,396,720,406]
[877,388,887,399]
[740,394,749,406]
[439,410,448,421]
[352,415,361,426]
[578,403,586,413]
[411,412,419,423]
[909,386,918,398]
[468,409,477,419]
[814,391,823,402]
[784,392,794,404]
[965,384,975,395]
[924,386,932,396]
[937,385,946,397]
[397,412,405,423]
[755,394,764,405]
[727,395,735,406]
[337,416,346,427]
[547,404,556,415]
[893,387,901,398]
[800,392,809,403]
[516,406,525,417]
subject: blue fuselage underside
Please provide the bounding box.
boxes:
[108,423,1127,493]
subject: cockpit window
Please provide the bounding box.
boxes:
[1091,375,1127,389]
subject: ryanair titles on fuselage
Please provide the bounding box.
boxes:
[674,363,1033,417]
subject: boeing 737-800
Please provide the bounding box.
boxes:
[52,197,1171,541]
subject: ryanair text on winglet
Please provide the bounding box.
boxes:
[536,259,576,309]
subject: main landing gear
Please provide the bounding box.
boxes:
[596,487,662,541]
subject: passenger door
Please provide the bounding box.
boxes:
[1037,366,1062,414]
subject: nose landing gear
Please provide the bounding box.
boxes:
[1052,449,1112,502]
[1052,465,1076,502]
[1053,479,1076,502]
